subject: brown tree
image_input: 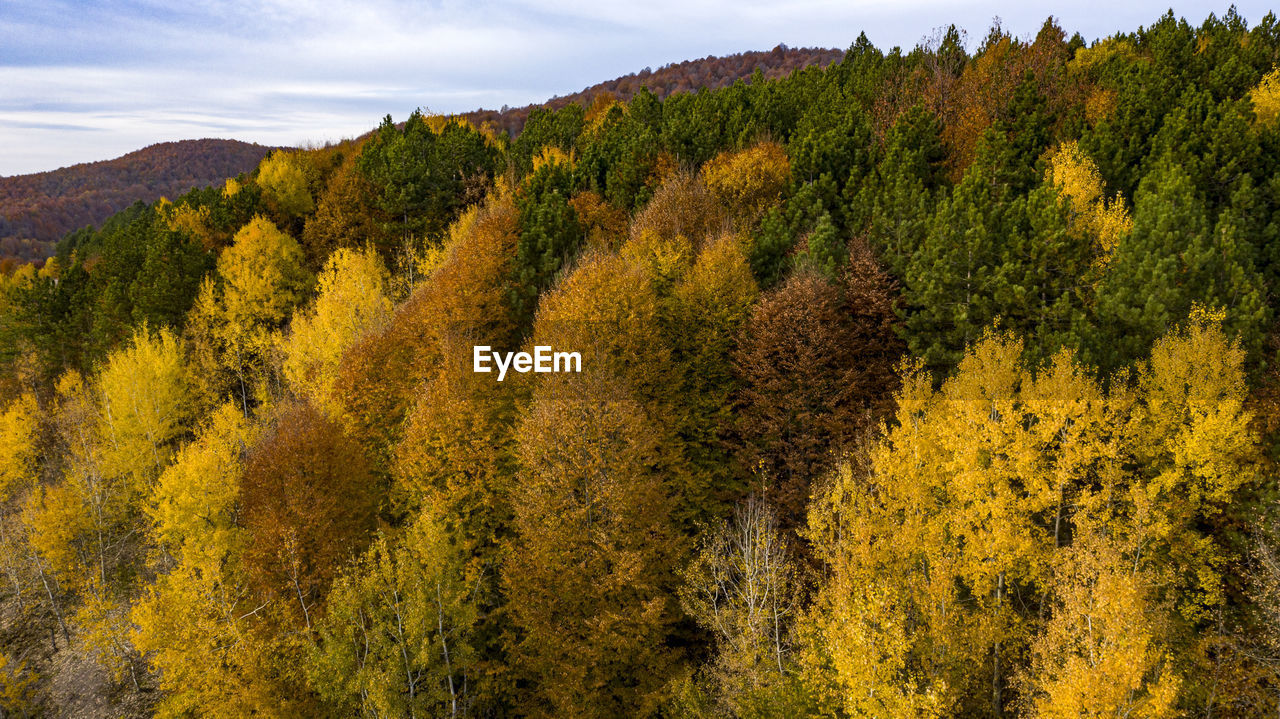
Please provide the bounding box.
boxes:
[240,401,377,631]
[733,239,901,528]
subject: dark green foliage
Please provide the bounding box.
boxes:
[899,130,1089,374]
[510,104,585,179]
[576,93,664,211]
[792,212,845,280]
[357,111,501,246]
[509,161,584,326]
[748,207,794,288]
[1090,158,1270,373]
[847,105,945,277]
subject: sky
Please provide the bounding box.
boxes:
[0,0,1273,176]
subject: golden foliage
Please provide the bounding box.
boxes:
[631,172,726,251]
[257,151,314,218]
[1047,141,1131,263]
[504,371,682,718]
[569,191,628,251]
[166,202,216,249]
[1251,66,1280,128]
[1084,87,1118,124]
[1068,36,1141,74]
[700,141,790,221]
[219,216,312,328]
[0,393,39,502]
[805,310,1258,714]
[279,245,393,414]
[531,145,574,173]
[96,323,188,485]
[1021,521,1180,719]
[148,403,255,565]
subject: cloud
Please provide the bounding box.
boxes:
[0,0,1271,175]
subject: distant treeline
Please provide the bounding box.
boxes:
[0,139,276,263]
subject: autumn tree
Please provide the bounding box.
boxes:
[734,249,900,529]
[1019,520,1180,718]
[279,245,393,415]
[132,403,303,718]
[701,141,791,224]
[258,150,315,223]
[679,496,803,715]
[240,401,377,631]
[503,371,683,718]
[187,216,312,413]
[310,504,477,718]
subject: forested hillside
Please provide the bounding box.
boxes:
[0,140,277,263]
[463,45,844,136]
[3,9,1280,717]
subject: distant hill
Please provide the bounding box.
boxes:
[0,139,278,262]
[1,46,842,263]
[464,44,844,136]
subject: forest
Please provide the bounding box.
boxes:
[1,8,1280,717]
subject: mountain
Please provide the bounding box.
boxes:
[0,139,278,262]
[464,44,843,136]
[0,46,841,264]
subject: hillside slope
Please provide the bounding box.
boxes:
[0,139,277,262]
[464,44,843,135]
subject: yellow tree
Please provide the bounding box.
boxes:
[1122,305,1261,622]
[27,326,189,688]
[332,192,518,472]
[701,141,791,224]
[309,504,478,718]
[133,403,295,718]
[1046,140,1131,265]
[1020,519,1180,719]
[0,393,40,618]
[0,392,39,502]
[187,216,312,414]
[1251,66,1280,128]
[279,245,393,415]
[803,332,1114,716]
[96,323,189,490]
[257,150,315,220]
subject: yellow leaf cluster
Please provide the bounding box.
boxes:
[280,246,393,414]
[0,393,39,502]
[96,324,188,485]
[148,403,255,565]
[218,216,312,329]
[1251,66,1280,128]
[1047,141,1131,263]
[1025,521,1180,719]
[166,203,215,249]
[1084,87,1118,124]
[1068,36,1140,74]
[701,141,791,220]
[531,145,574,173]
[806,310,1258,713]
[257,151,314,218]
